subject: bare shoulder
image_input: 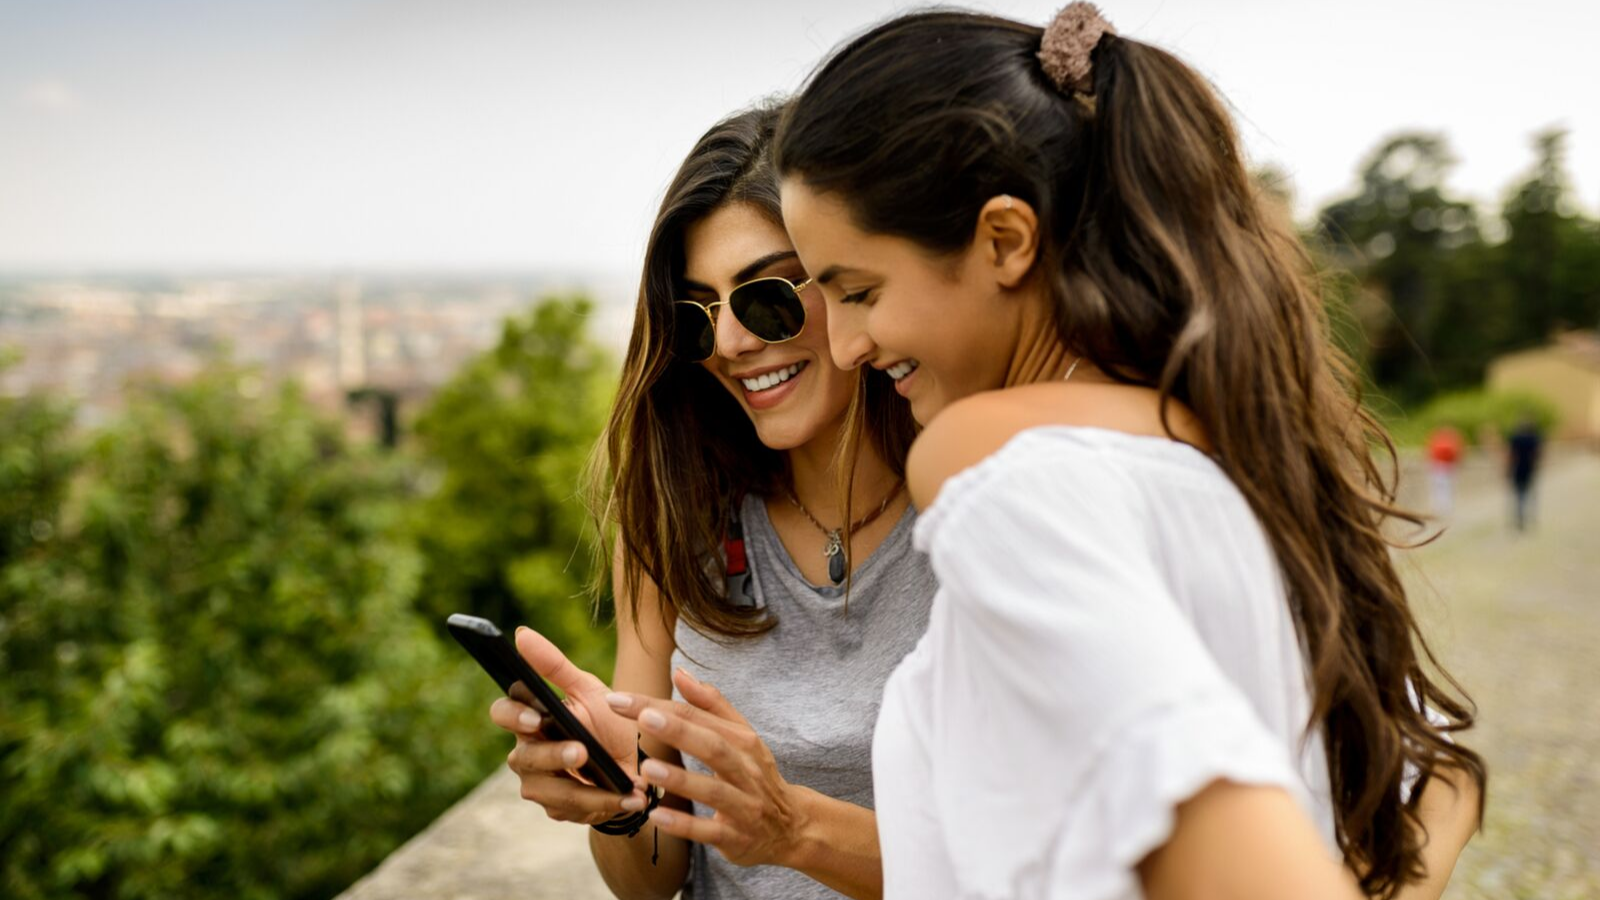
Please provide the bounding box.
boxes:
[906,382,1209,511]
[906,390,1033,511]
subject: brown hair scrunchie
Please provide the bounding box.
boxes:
[1037,2,1117,95]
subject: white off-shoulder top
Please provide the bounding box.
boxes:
[873,426,1335,900]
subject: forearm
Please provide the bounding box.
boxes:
[1392,766,1480,900]
[587,803,692,900]
[595,555,689,898]
[781,786,883,900]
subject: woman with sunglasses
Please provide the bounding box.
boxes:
[776,5,1484,900]
[488,101,929,900]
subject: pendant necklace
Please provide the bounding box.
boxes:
[783,481,905,585]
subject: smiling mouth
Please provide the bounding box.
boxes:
[739,361,807,393]
[885,359,920,381]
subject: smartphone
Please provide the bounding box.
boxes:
[446,613,634,795]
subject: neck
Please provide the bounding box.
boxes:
[784,415,898,527]
[1003,289,1094,386]
[1004,291,1081,381]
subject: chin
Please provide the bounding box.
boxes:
[908,395,942,428]
[750,417,813,452]
[755,431,810,453]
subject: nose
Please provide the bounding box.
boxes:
[712,301,765,359]
[826,301,875,371]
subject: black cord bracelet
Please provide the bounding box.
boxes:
[591,736,661,864]
[590,786,659,837]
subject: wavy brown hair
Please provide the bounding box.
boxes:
[591,101,915,640]
[776,10,1484,896]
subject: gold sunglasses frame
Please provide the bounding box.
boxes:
[673,276,815,361]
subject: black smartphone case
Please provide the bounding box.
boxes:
[447,614,634,794]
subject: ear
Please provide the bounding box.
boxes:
[974,195,1040,289]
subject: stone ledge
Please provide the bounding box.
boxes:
[337,767,617,900]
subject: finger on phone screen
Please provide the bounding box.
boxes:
[515,626,607,697]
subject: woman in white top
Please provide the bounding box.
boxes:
[774,5,1485,900]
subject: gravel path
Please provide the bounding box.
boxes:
[1404,449,1600,900]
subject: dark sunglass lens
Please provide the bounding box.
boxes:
[697,318,717,359]
[673,304,716,360]
[730,281,805,342]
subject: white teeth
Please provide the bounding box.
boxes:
[886,360,920,381]
[740,362,804,393]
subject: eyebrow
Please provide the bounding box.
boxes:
[815,264,870,286]
[735,250,800,285]
[681,250,801,294]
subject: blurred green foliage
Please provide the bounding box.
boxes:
[408,298,615,677]
[0,297,613,900]
[1317,127,1600,408]
[1389,389,1561,448]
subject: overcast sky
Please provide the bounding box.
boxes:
[2,0,1596,274]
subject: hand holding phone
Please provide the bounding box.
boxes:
[449,615,647,820]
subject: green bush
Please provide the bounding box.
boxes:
[0,296,614,899]
[1391,388,1561,446]
[0,366,501,899]
[408,297,616,677]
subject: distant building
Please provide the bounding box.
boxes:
[0,273,550,432]
[1487,330,1600,441]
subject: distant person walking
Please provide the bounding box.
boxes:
[1427,425,1464,518]
[1507,418,1544,531]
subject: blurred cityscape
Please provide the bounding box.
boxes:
[0,272,634,432]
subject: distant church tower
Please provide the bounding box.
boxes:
[337,278,399,448]
[337,278,366,390]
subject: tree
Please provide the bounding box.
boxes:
[1499,127,1600,342]
[1,362,503,900]
[408,297,616,676]
[0,352,78,569]
[1318,132,1492,403]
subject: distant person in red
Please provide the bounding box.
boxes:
[1507,417,1544,532]
[1426,425,1464,519]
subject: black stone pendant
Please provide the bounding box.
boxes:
[824,531,846,585]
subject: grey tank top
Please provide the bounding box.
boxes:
[672,493,936,900]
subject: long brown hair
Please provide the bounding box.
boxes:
[591,101,915,640]
[776,11,1484,895]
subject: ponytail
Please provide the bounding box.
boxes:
[1071,33,1487,896]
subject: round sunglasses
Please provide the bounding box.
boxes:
[673,276,813,362]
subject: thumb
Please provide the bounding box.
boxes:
[515,626,606,697]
